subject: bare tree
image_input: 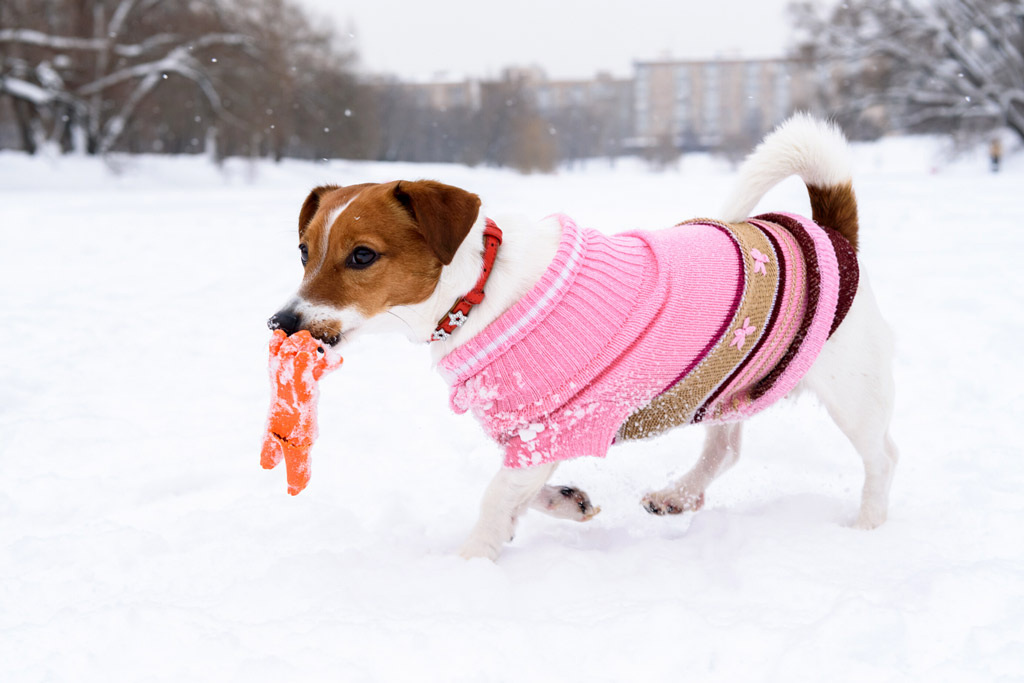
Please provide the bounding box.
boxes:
[0,0,254,154]
[474,74,558,172]
[791,0,1024,143]
[1,1,626,167]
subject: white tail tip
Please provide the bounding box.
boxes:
[719,113,853,222]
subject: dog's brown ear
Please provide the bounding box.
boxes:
[393,180,481,265]
[298,185,339,237]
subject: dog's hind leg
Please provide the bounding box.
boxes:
[460,462,558,560]
[643,422,743,515]
[529,485,600,521]
[800,276,898,529]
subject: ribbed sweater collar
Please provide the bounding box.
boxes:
[437,215,588,385]
[438,215,660,422]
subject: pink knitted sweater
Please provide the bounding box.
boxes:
[438,213,857,468]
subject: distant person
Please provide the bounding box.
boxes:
[990,138,1002,173]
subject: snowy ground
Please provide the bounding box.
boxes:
[1,137,1022,682]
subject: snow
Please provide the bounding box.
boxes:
[1,138,1022,682]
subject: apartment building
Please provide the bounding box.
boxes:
[401,77,482,111]
[633,57,816,150]
[399,56,816,154]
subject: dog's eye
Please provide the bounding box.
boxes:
[346,246,379,269]
[298,244,309,266]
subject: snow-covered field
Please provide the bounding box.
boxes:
[1,138,1022,682]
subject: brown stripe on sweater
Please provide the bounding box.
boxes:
[748,213,821,401]
[692,221,787,424]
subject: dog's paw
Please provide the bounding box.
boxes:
[459,536,501,561]
[642,490,705,516]
[532,485,601,521]
[851,506,887,530]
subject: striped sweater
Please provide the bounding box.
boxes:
[438,213,858,468]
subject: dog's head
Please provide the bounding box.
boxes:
[268,180,481,346]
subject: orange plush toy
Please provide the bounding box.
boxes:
[261,329,343,495]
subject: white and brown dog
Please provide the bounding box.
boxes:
[268,115,898,560]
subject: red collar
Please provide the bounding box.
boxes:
[430,218,503,342]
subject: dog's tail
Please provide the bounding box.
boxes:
[719,113,859,251]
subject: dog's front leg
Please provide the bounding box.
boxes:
[460,462,557,561]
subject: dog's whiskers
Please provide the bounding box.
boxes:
[386,309,418,337]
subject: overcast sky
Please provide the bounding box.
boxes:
[297,0,803,81]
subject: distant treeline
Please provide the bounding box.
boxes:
[0,0,625,171]
[2,0,1020,170]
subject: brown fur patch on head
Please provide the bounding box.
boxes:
[393,180,481,265]
[294,181,473,338]
[807,182,859,251]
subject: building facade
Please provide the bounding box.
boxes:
[398,56,816,157]
[632,57,816,151]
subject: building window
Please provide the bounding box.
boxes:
[703,63,720,138]
[536,87,552,111]
[744,62,762,121]
[675,67,691,98]
[450,86,465,108]
[673,67,692,133]
[635,68,651,136]
[774,64,791,123]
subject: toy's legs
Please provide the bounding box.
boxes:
[261,434,285,470]
[261,432,313,496]
[642,422,743,514]
[460,462,557,560]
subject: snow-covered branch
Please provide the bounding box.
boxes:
[111,33,182,58]
[108,0,138,39]
[83,33,252,152]
[0,0,363,159]
[77,34,249,96]
[0,28,184,58]
[0,28,109,52]
[794,0,1024,143]
[0,75,55,105]
[2,2,254,156]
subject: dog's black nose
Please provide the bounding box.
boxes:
[267,309,301,335]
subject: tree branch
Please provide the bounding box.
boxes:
[0,28,184,59]
[0,75,55,105]
[77,34,252,96]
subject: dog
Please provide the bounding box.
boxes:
[268,114,898,561]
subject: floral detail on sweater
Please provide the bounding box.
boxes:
[751,248,770,275]
[731,317,756,349]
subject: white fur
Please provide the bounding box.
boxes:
[309,195,360,280]
[718,112,853,222]
[797,275,898,529]
[458,462,559,560]
[291,299,366,340]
